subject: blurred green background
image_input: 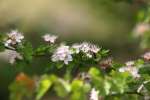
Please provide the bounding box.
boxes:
[0,0,143,99]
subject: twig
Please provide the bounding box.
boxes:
[5,46,16,51]
[109,91,143,96]
[137,80,150,93]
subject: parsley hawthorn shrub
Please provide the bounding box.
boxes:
[0,30,150,100]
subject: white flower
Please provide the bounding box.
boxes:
[90,44,100,53]
[80,42,91,53]
[5,39,12,47]
[119,61,140,78]
[125,61,135,66]
[5,30,24,46]
[51,45,72,64]
[142,52,150,61]
[71,42,100,58]
[42,34,58,43]
[90,88,99,100]
[86,53,92,58]
[9,51,23,64]
[71,44,81,54]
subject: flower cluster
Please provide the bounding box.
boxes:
[72,42,100,58]
[119,61,140,78]
[9,51,23,64]
[5,30,24,47]
[51,44,73,64]
[42,34,58,44]
[90,88,99,100]
[99,58,112,69]
[51,42,100,64]
[142,52,150,61]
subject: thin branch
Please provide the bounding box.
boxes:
[137,80,150,93]
[109,91,144,97]
[5,46,16,51]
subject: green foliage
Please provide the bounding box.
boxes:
[139,64,150,75]
[70,80,90,100]
[16,42,33,63]
[0,32,148,100]
[36,75,53,100]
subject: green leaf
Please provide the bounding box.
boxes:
[54,79,71,97]
[71,80,87,100]
[34,45,50,56]
[144,81,150,91]
[83,83,91,93]
[71,80,83,91]
[89,67,101,77]
[139,65,150,75]
[17,42,33,63]
[110,71,129,93]
[104,80,111,95]
[55,62,64,69]
[100,49,109,57]
[135,59,145,68]
[36,75,53,100]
